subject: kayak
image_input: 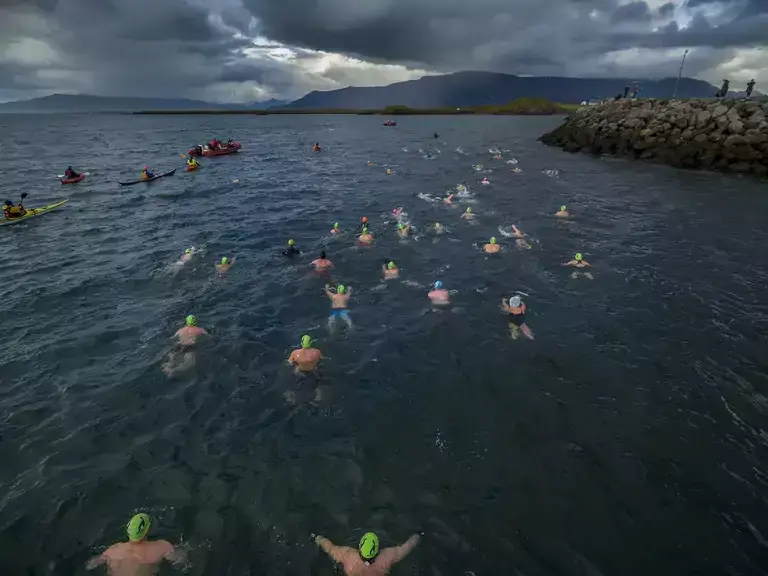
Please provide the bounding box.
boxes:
[202,143,241,157]
[1,200,69,226]
[118,169,176,186]
[186,164,199,172]
[61,173,85,185]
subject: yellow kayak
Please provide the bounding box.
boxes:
[1,200,68,226]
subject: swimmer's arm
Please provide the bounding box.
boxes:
[379,534,421,567]
[162,541,186,564]
[500,299,511,312]
[563,260,577,266]
[324,285,333,297]
[287,351,297,366]
[315,536,352,563]
[85,553,106,570]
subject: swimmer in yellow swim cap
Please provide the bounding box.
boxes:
[483,236,501,254]
[216,256,234,273]
[563,252,593,279]
[555,204,570,218]
[85,513,185,573]
[460,207,474,221]
[382,260,399,280]
[314,531,421,574]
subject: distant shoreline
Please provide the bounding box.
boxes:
[133,99,580,116]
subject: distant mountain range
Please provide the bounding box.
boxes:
[0,73,763,112]
[0,94,289,113]
[284,71,729,109]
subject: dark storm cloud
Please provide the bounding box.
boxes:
[241,0,767,77]
[657,2,675,18]
[610,1,652,23]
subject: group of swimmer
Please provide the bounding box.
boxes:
[85,143,598,576]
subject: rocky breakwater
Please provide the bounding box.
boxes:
[540,98,768,176]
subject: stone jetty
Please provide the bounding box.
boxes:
[540,98,768,176]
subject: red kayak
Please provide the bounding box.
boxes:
[202,143,241,157]
[61,173,85,184]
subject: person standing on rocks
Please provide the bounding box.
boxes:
[746,79,756,98]
[624,86,629,98]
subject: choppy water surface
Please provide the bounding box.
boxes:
[1,113,767,575]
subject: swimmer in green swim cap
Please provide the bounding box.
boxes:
[555,204,570,218]
[396,222,411,238]
[173,314,209,346]
[314,530,421,574]
[460,206,474,221]
[382,260,399,280]
[325,283,353,329]
[180,247,195,264]
[288,334,324,375]
[330,222,341,235]
[563,252,593,279]
[358,226,373,246]
[216,256,234,273]
[85,513,185,573]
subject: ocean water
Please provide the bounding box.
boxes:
[0,113,767,575]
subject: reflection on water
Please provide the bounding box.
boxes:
[0,113,767,575]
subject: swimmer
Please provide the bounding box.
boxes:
[313,142,321,152]
[493,155,502,160]
[428,280,450,306]
[314,531,421,576]
[325,283,352,329]
[396,222,411,238]
[460,207,474,221]
[510,224,532,250]
[180,247,194,263]
[501,295,535,340]
[173,315,208,346]
[358,227,373,245]
[443,193,454,205]
[330,222,342,235]
[433,132,439,138]
[86,513,185,575]
[392,207,404,219]
[287,335,323,374]
[283,239,301,258]
[386,168,392,175]
[382,260,399,280]
[215,256,233,273]
[563,252,593,279]
[366,161,375,166]
[555,204,570,218]
[312,251,334,271]
[480,177,490,185]
[483,236,501,254]
[433,222,445,235]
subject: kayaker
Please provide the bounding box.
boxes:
[186,156,199,169]
[283,239,301,258]
[140,166,154,181]
[85,514,185,574]
[3,199,26,219]
[64,166,80,179]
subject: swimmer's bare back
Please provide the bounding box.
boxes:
[86,540,179,576]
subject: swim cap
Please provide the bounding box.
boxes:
[387,261,395,269]
[221,257,229,264]
[337,284,346,294]
[362,227,368,234]
[143,166,148,170]
[334,222,339,229]
[575,252,583,261]
[561,205,567,211]
[126,513,151,542]
[466,207,472,213]
[288,239,295,246]
[185,315,196,327]
[509,296,522,307]
[435,280,443,289]
[185,248,192,254]
[490,237,496,244]
[362,217,368,223]
[301,335,311,348]
[398,223,404,230]
[359,532,379,561]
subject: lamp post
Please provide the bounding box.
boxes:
[672,49,689,100]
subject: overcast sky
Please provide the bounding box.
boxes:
[0,0,765,103]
